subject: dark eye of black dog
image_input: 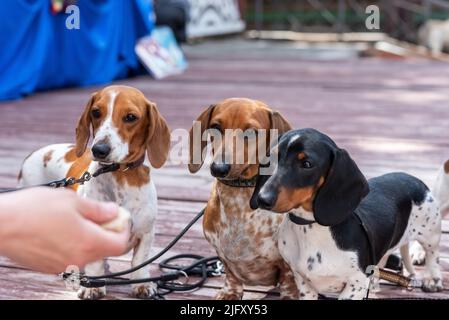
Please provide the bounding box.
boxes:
[302,160,313,169]
[91,109,101,119]
[123,113,138,123]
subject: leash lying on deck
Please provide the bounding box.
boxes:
[62,207,222,298]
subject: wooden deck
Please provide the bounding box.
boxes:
[0,38,448,299]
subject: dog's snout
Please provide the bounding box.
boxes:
[257,191,276,210]
[210,162,231,178]
[92,143,111,160]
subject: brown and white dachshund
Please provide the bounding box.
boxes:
[19,85,171,299]
[188,98,298,299]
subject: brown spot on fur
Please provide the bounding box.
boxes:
[112,166,150,187]
[273,176,324,212]
[297,152,306,160]
[203,186,220,234]
[43,150,54,168]
[445,159,449,174]
[65,149,92,191]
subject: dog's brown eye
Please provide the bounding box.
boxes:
[91,109,101,119]
[302,160,312,168]
[124,114,138,123]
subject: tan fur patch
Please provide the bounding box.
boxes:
[445,159,449,174]
[275,186,315,212]
[43,150,54,168]
[297,152,306,160]
[64,147,78,163]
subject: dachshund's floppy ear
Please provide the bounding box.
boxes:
[146,100,171,168]
[313,148,369,226]
[270,110,292,137]
[189,104,216,173]
[75,92,97,157]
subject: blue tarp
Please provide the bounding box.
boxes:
[0,0,154,101]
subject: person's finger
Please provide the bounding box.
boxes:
[76,197,118,224]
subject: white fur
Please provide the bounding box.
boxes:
[418,20,449,56]
[410,162,449,265]
[434,163,449,218]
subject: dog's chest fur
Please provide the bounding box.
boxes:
[204,183,285,285]
[278,209,360,293]
[78,162,157,237]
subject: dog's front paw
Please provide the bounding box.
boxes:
[77,287,106,300]
[215,290,243,300]
[422,277,443,292]
[131,282,158,299]
[410,242,426,265]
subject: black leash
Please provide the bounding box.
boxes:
[62,208,223,298]
[0,163,120,193]
[0,161,221,297]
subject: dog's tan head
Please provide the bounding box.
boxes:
[188,98,291,180]
[75,85,170,168]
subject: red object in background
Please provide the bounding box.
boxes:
[50,0,77,15]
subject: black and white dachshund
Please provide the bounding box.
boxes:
[250,128,443,299]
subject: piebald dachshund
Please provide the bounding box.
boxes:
[251,128,443,299]
[188,98,298,299]
[19,85,171,299]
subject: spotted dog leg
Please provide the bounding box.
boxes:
[278,262,299,299]
[417,197,443,292]
[78,260,106,300]
[400,244,416,277]
[215,263,244,300]
[419,231,443,292]
[131,232,158,299]
[294,274,318,300]
[338,272,368,300]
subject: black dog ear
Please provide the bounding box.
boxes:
[250,172,270,210]
[313,148,369,226]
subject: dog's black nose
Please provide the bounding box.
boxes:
[257,192,276,210]
[92,143,111,160]
[210,162,231,178]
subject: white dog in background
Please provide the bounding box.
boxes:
[418,20,449,56]
[434,160,449,218]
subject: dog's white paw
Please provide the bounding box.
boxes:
[131,282,158,299]
[410,242,426,265]
[422,277,443,292]
[77,287,106,300]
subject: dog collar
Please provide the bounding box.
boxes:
[95,155,146,177]
[218,176,258,188]
[288,212,315,225]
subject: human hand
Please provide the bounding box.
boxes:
[0,188,129,273]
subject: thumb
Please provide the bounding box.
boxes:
[76,197,118,224]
